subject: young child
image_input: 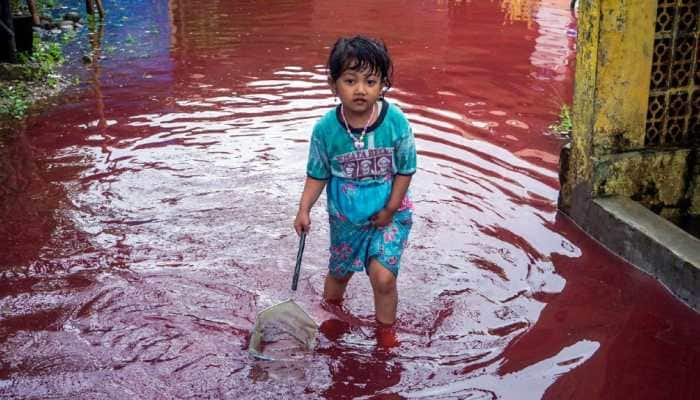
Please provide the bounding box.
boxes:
[293,36,416,345]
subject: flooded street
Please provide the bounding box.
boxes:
[1,0,699,398]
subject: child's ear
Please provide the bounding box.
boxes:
[328,78,337,95]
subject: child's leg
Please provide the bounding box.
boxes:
[367,258,397,325]
[323,273,353,302]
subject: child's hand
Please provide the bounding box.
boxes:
[370,208,394,228]
[294,210,311,236]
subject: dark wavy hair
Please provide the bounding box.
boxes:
[327,35,394,92]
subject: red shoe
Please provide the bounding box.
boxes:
[375,322,399,348]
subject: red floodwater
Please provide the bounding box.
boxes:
[1,0,699,399]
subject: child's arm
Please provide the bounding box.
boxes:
[371,174,412,227]
[294,177,327,235]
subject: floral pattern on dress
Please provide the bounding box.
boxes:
[398,195,414,211]
[383,225,398,243]
[341,182,357,196]
[328,208,412,278]
[330,243,352,262]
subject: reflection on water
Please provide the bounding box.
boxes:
[437,0,539,27]
[1,0,699,399]
[501,0,538,27]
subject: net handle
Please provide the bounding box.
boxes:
[291,231,306,291]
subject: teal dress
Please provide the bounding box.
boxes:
[306,99,417,277]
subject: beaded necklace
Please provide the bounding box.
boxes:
[340,102,377,150]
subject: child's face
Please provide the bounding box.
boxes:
[332,66,384,116]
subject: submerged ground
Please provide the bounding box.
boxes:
[1,0,699,399]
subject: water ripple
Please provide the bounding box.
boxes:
[2,1,699,399]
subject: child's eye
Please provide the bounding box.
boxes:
[345,79,354,84]
[367,80,377,86]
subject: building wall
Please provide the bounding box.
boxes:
[560,0,700,230]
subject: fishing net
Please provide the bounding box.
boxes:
[248,232,318,360]
[248,299,318,360]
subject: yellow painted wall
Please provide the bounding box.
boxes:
[591,1,656,156]
[561,0,698,223]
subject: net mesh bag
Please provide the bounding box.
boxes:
[248,299,318,360]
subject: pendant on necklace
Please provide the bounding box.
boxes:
[341,103,376,152]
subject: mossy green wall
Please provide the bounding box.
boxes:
[560,0,699,226]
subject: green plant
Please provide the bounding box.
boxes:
[10,0,24,13]
[549,104,573,135]
[17,34,64,82]
[39,0,57,8]
[0,83,31,119]
[61,29,77,45]
[11,0,56,13]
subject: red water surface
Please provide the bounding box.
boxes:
[1,0,699,399]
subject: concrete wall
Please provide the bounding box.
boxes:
[560,0,700,229]
[559,0,700,310]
